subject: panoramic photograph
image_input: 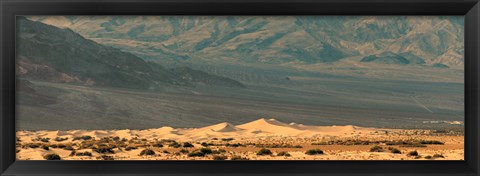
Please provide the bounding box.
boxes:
[15,16,464,160]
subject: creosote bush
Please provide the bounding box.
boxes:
[183,142,194,148]
[407,151,419,156]
[213,155,228,160]
[44,153,61,160]
[140,149,156,156]
[305,149,324,155]
[231,156,249,160]
[179,149,189,154]
[369,146,385,152]
[100,155,114,160]
[256,148,273,155]
[73,136,92,141]
[277,151,291,157]
[433,154,445,158]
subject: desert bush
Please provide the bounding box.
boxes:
[125,146,138,151]
[169,142,181,148]
[187,151,205,157]
[419,140,444,145]
[256,148,273,155]
[388,147,401,154]
[163,150,170,154]
[100,155,114,160]
[93,146,115,154]
[64,145,74,151]
[179,149,189,154]
[73,136,92,141]
[112,136,120,141]
[221,138,235,142]
[369,146,385,152]
[201,142,214,147]
[200,148,213,154]
[424,155,433,159]
[152,143,164,148]
[42,146,49,151]
[213,155,228,160]
[76,151,92,156]
[44,154,61,160]
[27,143,41,148]
[183,142,194,148]
[16,149,20,153]
[400,144,427,148]
[305,149,324,155]
[407,151,419,157]
[226,143,244,147]
[35,138,50,143]
[212,149,226,154]
[414,156,422,159]
[277,151,291,157]
[54,137,68,142]
[140,149,156,156]
[433,154,445,158]
[231,156,249,160]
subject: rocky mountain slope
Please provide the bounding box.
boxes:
[16,17,245,89]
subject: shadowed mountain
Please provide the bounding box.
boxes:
[16,17,245,89]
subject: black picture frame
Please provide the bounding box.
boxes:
[1,0,479,175]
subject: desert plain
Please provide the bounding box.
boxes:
[16,118,463,160]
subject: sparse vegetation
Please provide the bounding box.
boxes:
[125,146,138,151]
[27,143,41,149]
[93,146,115,154]
[73,136,92,141]
[183,142,194,148]
[256,148,273,155]
[221,138,235,142]
[54,137,68,142]
[140,149,156,156]
[168,142,181,148]
[42,145,49,151]
[433,154,445,158]
[152,143,164,148]
[44,154,61,160]
[213,155,228,160]
[231,156,249,160]
[179,149,189,154]
[75,151,92,156]
[277,151,291,157]
[35,137,50,143]
[388,147,401,154]
[305,149,324,155]
[369,146,385,152]
[200,148,213,154]
[100,155,114,160]
[407,151,419,157]
[424,155,433,159]
[187,151,205,157]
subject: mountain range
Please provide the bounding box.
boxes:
[28,16,464,69]
[16,17,245,90]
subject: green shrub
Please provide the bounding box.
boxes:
[44,154,61,160]
[407,151,419,156]
[305,149,324,155]
[369,146,385,152]
[139,149,156,156]
[256,148,272,155]
[183,142,194,148]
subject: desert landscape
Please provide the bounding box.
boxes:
[16,118,463,160]
[15,16,464,160]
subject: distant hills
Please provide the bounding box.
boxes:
[28,16,464,68]
[16,17,245,89]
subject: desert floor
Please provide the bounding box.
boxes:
[16,118,463,160]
